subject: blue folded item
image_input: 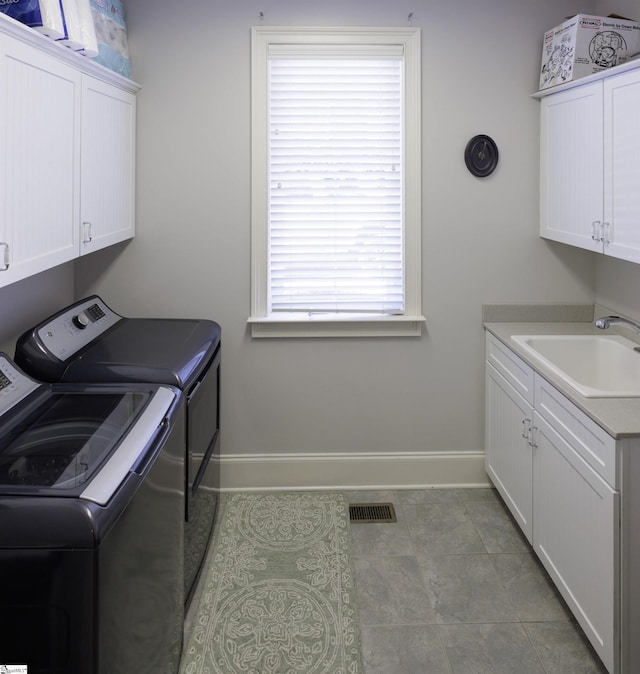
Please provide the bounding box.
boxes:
[89,0,130,77]
[0,0,66,39]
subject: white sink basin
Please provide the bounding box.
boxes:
[511,334,640,397]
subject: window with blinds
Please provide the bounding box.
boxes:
[269,56,403,314]
[250,28,423,337]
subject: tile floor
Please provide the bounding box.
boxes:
[345,487,608,674]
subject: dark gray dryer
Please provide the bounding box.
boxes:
[15,295,221,605]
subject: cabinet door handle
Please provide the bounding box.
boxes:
[522,418,531,440]
[82,222,93,244]
[529,425,538,449]
[0,242,9,271]
[603,221,611,245]
[592,220,602,242]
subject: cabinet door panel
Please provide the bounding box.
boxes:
[604,70,640,263]
[534,412,618,673]
[485,363,533,542]
[540,82,603,251]
[80,76,135,254]
[0,36,79,286]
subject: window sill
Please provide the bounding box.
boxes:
[247,314,426,338]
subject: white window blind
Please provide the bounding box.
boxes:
[268,55,404,314]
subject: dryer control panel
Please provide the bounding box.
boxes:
[32,296,122,361]
[0,355,40,416]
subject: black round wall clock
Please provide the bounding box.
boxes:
[464,134,499,177]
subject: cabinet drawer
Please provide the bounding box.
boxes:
[535,376,617,487]
[486,333,535,405]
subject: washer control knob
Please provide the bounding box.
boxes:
[72,311,91,329]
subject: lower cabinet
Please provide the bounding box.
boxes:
[533,409,617,671]
[485,331,640,674]
[485,363,534,542]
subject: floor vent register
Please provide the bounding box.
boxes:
[349,502,397,523]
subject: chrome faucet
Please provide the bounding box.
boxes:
[594,315,640,333]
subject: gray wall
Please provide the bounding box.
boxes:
[598,0,639,19]
[73,0,598,459]
[0,265,74,356]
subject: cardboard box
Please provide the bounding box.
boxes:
[540,14,640,90]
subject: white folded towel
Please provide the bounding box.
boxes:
[74,0,98,56]
[58,0,83,49]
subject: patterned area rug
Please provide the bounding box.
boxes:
[180,492,363,674]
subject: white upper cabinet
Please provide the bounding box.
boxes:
[0,33,80,286]
[540,82,603,252]
[603,69,640,262]
[80,76,135,255]
[540,64,640,264]
[0,14,138,289]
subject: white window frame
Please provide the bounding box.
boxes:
[249,27,424,338]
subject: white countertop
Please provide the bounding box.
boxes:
[484,320,640,438]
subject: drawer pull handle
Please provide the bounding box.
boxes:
[0,242,9,271]
[592,220,602,242]
[82,221,93,244]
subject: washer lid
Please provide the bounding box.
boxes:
[0,389,151,496]
[0,385,176,505]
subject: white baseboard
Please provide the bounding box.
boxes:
[216,451,489,492]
